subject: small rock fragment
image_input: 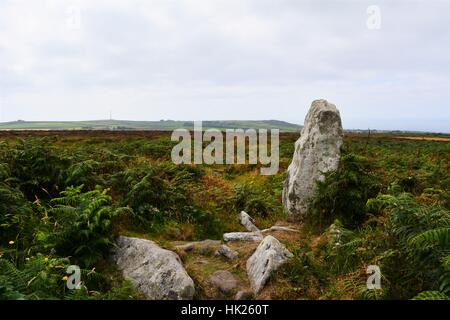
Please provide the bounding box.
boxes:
[239,211,260,232]
[215,245,239,260]
[209,270,238,294]
[235,290,254,300]
[174,239,221,256]
[261,226,299,233]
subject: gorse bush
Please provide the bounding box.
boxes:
[0,253,140,300]
[65,160,102,190]
[6,139,69,200]
[309,153,381,228]
[382,192,450,298]
[0,164,36,245]
[38,185,130,267]
[0,254,70,299]
[279,246,328,299]
[318,191,450,299]
[107,162,223,238]
[126,170,187,219]
[232,182,279,218]
[139,137,177,159]
[112,163,202,221]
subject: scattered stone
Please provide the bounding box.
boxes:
[261,226,300,233]
[239,211,260,232]
[209,270,238,294]
[113,236,195,300]
[235,290,254,300]
[223,232,263,242]
[246,235,293,294]
[283,99,343,220]
[215,245,239,260]
[174,239,221,256]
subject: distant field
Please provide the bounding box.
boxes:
[395,136,450,142]
[0,119,302,132]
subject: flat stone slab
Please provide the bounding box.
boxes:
[261,226,300,233]
[223,232,263,242]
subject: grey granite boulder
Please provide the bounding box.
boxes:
[246,235,293,294]
[113,236,195,300]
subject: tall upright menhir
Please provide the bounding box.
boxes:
[282,99,343,220]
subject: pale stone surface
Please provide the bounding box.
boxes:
[215,244,239,260]
[239,211,260,232]
[223,232,263,242]
[235,290,254,300]
[283,99,343,220]
[174,239,221,255]
[209,270,238,294]
[113,236,195,300]
[261,226,300,233]
[246,235,293,294]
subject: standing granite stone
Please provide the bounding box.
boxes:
[113,236,195,300]
[283,99,343,220]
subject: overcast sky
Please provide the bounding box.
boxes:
[0,0,449,132]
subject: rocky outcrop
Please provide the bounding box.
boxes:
[283,99,343,220]
[239,211,260,232]
[215,245,239,260]
[223,232,263,242]
[246,235,293,294]
[113,236,195,300]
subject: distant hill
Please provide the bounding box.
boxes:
[0,120,302,132]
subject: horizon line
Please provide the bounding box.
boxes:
[0,119,449,135]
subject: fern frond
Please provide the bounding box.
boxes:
[412,291,449,300]
[409,227,450,249]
